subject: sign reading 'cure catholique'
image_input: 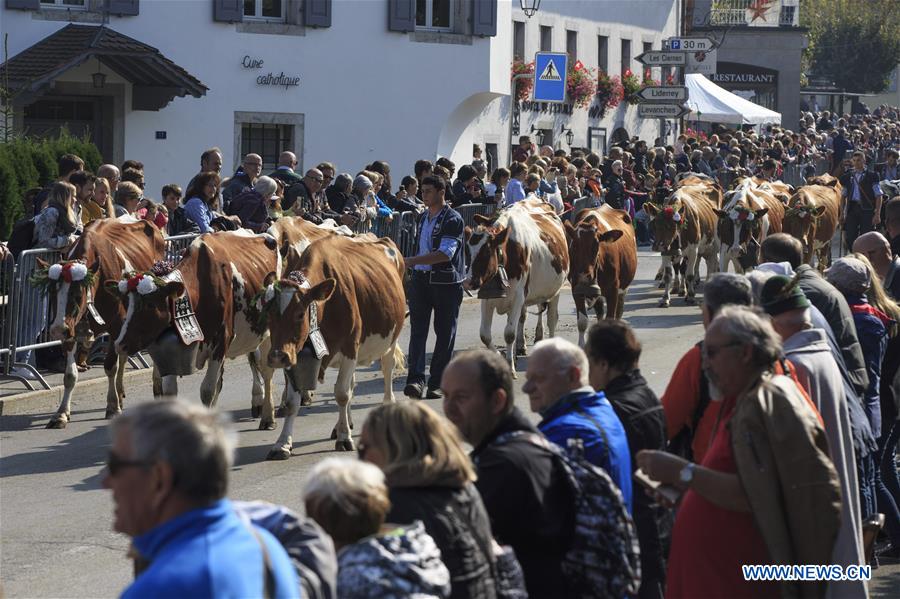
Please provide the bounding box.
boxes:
[241,55,300,90]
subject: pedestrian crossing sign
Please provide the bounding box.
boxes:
[539,61,562,81]
[533,52,568,103]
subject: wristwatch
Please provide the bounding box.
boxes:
[679,462,696,486]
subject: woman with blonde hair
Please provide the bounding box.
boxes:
[359,401,497,599]
[34,181,80,249]
[82,176,116,224]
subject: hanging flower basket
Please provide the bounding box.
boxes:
[621,69,642,105]
[511,59,535,102]
[566,60,597,109]
[595,70,624,118]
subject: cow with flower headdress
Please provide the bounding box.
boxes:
[31,219,166,429]
[783,175,842,270]
[644,179,722,307]
[110,229,281,411]
[715,179,785,273]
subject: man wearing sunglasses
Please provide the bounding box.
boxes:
[103,401,299,598]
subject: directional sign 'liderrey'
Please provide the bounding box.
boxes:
[635,85,689,103]
[635,51,687,66]
[638,104,691,119]
[533,52,568,103]
[667,37,716,53]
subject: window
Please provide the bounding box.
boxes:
[540,26,552,52]
[514,21,525,60]
[416,0,452,31]
[566,30,577,61]
[597,35,608,73]
[241,123,294,171]
[40,0,86,7]
[643,41,653,78]
[244,0,285,21]
[620,39,631,76]
[588,127,607,154]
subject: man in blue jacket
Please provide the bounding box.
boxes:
[523,337,633,512]
[103,401,299,598]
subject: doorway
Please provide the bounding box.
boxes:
[23,95,113,160]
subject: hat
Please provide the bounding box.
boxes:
[825,257,871,294]
[352,174,373,191]
[760,275,810,316]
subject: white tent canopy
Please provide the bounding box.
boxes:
[684,73,781,125]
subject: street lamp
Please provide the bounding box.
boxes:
[530,125,545,146]
[562,127,574,146]
[519,0,541,18]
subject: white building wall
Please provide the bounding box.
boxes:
[2,0,677,196]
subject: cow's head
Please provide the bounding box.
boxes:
[260,272,336,369]
[32,258,99,343]
[564,219,624,296]
[109,272,181,356]
[465,224,509,291]
[783,197,826,261]
[716,186,768,262]
[645,202,686,254]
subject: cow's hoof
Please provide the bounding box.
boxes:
[677,289,686,297]
[104,408,121,420]
[330,427,337,440]
[275,405,286,417]
[658,282,665,289]
[659,300,670,308]
[300,395,312,407]
[515,347,527,357]
[654,272,662,281]
[685,296,696,305]
[250,405,261,419]
[266,447,291,461]
[46,417,67,429]
[335,439,355,452]
[258,419,276,431]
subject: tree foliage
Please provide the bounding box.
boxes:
[0,131,102,240]
[802,0,900,94]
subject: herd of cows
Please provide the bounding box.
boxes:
[36,173,841,458]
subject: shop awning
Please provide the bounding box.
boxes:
[685,73,781,126]
[0,24,207,111]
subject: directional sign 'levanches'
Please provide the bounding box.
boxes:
[638,104,691,119]
[635,85,689,103]
[636,51,687,66]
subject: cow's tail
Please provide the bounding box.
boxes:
[391,341,406,371]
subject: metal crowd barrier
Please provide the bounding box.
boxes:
[164,233,200,263]
[455,203,498,227]
[0,233,201,392]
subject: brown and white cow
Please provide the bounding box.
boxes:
[465,198,569,375]
[564,205,637,346]
[715,180,785,273]
[783,175,842,269]
[112,230,280,409]
[262,234,406,457]
[42,219,166,428]
[645,181,721,307]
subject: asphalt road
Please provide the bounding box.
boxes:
[1,249,897,597]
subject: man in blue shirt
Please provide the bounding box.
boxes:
[523,337,633,512]
[403,175,466,399]
[103,401,299,598]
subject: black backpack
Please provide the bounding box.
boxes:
[6,217,36,259]
[492,430,642,598]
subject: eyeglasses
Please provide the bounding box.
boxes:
[703,342,742,360]
[106,451,152,476]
